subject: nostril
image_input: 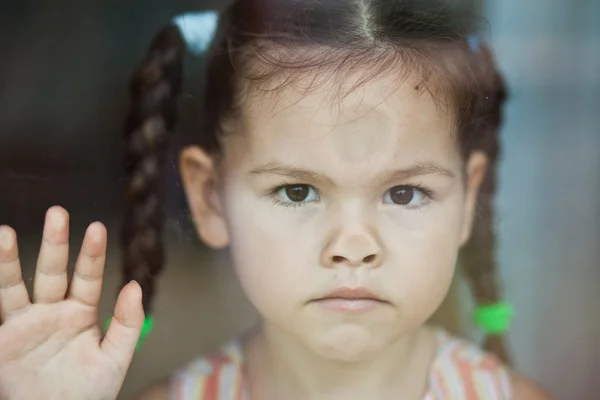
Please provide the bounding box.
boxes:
[330,254,379,266]
[363,254,377,264]
[332,256,346,263]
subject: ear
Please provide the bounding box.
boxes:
[460,151,489,246]
[179,146,229,249]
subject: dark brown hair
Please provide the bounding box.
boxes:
[122,26,185,313]
[122,0,510,362]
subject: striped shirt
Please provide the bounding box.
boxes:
[171,328,512,399]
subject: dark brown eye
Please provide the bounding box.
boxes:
[384,185,426,206]
[389,186,413,205]
[286,185,309,202]
[277,185,318,203]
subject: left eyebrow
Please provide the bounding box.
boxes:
[374,162,456,185]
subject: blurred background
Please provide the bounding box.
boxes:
[0,1,598,399]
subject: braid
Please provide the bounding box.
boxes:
[460,43,511,364]
[122,25,185,315]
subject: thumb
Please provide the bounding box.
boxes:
[101,280,145,370]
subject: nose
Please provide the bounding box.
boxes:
[321,224,383,269]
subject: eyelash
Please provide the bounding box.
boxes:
[271,198,306,209]
[268,183,434,210]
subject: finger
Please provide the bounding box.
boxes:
[68,222,107,308]
[101,281,144,371]
[0,226,31,321]
[33,206,70,303]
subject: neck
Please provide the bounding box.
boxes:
[244,324,437,400]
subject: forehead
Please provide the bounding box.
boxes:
[226,72,460,173]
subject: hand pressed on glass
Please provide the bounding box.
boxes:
[0,206,142,400]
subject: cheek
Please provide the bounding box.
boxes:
[381,199,465,321]
[223,188,318,318]
[394,233,458,320]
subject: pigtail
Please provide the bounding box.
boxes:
[121,25,185,315]
[460,43,511,364]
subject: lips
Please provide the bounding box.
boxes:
[311,287,388,314]
[319,287,383,301]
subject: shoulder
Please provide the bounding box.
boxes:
[511,373,553,400]
[429,329,512,398]
[432,329,511,375]
[429,328,553,400]
[135,341,244,400]
[167,340,245,400]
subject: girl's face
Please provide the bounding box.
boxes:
[181,72,487,361]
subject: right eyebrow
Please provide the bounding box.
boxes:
[249,163,335,185]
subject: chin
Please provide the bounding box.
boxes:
[307,324,389,363]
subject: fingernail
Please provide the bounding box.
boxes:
[129,280,143,300]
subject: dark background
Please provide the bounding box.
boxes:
[0,0,229,235]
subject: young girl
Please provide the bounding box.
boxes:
[0,1,552,399]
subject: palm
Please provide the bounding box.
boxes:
[0,207,144,400]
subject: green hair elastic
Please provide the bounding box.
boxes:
[473,302,513,335]
[104,316,155,352]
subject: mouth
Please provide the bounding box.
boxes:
[311,287,389,314]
